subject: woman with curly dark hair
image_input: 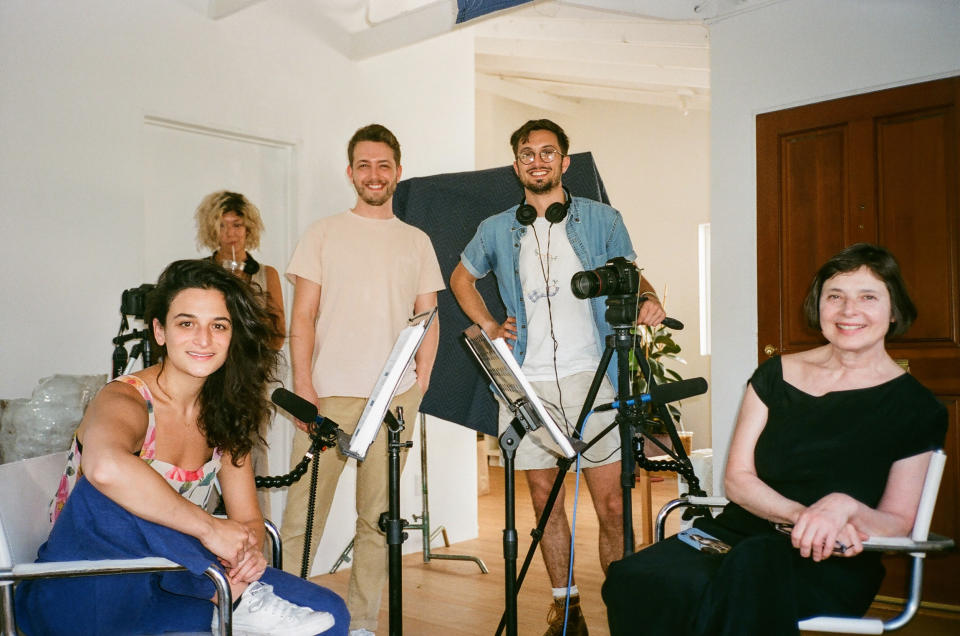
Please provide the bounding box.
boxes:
[17,260,347,636]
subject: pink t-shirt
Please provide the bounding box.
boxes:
[286,211,444,398]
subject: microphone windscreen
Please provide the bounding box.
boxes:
[271,388,318,424]
[650,377,708,404]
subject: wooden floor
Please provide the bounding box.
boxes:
[311,466,959,635]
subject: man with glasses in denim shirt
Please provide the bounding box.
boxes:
[451,119,665,635]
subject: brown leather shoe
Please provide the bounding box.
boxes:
[543,594,589,636]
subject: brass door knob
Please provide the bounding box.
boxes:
[763,344,777,356]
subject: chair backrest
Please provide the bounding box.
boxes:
[912,449,946,541]
[0,451,68,568]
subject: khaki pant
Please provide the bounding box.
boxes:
[280,384,422,631]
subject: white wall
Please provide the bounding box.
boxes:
[0,0,478,570]
[708,0,960,489]
[475,93,712,447]
[0,0,353,398]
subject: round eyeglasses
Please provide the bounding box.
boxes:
[517,148,562,165]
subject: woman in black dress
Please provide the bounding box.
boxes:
[602,243,947,636]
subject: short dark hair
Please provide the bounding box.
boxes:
[509,119,570,156]
[146,259,281,463]
[802,243,917,338]
[348,124,401,165]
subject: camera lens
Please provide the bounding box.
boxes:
[571,268,616,299]
[571,257,639,299]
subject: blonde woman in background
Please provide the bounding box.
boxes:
[195,190,286,517]
[195,190,285,349]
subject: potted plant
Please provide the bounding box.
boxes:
[630,317,689,456]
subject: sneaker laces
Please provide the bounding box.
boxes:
[241,582,312,622]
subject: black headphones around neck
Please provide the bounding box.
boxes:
[516,186,571,226]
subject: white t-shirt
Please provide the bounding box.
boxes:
[519,216,601,381]
[286,211,445,398]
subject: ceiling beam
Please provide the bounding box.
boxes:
[476,54,709,90]
[348,0,459,60]
[512,77,710,109]
[475,36,709,69]
[557,0,709,21]
[476,74,583,115]
[472,15,708,46]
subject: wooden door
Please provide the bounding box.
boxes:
[757,77,960,608]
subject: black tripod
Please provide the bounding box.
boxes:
[495,295,707,636]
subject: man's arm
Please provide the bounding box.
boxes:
[450,262,517,344]
[288,275,321,432]
[413,291,439,394]
[636,273,666,326]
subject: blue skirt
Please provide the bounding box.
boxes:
[15,477,348,635]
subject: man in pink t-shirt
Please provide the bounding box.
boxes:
[280,124,444,636]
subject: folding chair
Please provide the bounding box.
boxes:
[0,451,282,636]
[654,450,954,634]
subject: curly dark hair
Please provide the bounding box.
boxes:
[145,259,281,463]
[802,243,917,338]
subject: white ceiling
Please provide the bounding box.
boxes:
[205,0,771,113]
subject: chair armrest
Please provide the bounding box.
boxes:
[8,557,185,580]
[4,558,233,635]
[797,615,885,634]
[861,532,955,554]
[655,497,728,542]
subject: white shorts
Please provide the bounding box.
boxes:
[496,371,621,470]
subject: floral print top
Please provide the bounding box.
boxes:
[49,375,222,523]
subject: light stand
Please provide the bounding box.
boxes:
[405,413,488,573]
[379,408,412,636]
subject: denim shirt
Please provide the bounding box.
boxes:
[460,196,637,386]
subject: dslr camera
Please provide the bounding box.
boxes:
[571,256,640,299]
[120,284,156,319]
[570,257,641,326]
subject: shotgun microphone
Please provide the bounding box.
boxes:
[271,388,342,448]
[271,387,318,425]
[593,377,708,412]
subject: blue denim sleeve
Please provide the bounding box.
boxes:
[460,223,492,278]
[607,210,638,262]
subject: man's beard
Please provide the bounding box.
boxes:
[355,178,397,206]
[520,171,560,195]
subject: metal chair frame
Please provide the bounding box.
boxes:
[1,451,282,636]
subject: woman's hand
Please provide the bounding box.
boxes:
[791,493,866,561]
[201,516,258,568]
[223,543,267,585]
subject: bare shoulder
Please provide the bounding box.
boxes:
[76,378,149,446]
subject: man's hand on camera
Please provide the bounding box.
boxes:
[637,297,666,327]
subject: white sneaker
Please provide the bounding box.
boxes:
[349,630,376,636]
[211,581,335,636]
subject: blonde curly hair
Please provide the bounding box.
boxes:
[194,190,264,252]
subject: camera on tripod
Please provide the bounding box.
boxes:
[120,284,156,319]
[112,283,157,377]
[570,256,642,325]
